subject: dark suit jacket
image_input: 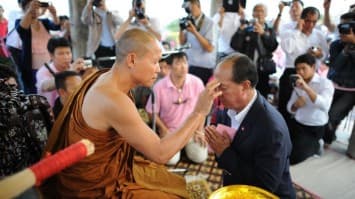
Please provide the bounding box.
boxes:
[214,93,296,199]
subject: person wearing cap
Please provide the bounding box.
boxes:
[179,0,216,85]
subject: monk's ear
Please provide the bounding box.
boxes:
[126,53,137,69]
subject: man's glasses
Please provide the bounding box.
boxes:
[173,89,189,105]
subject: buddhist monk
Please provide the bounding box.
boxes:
[42,29,221,198]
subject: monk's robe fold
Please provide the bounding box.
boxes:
[41,69,188,199]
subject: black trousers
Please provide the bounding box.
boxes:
[278,68,296,124]
[189,65,213,85]
[94,45,115,59]
[95,45,116,68]
[289,119,325,165]
[256,71,270,98]
[323,89,355,144]
[7,46,24,90]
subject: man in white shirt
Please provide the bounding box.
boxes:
[278,6,328,125]
[179,0,216,85]
[273,0,304,36]
[212,2,242,62]
[287,53,334,164]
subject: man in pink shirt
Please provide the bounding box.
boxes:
[36,37,84,107]
[146,51,207,165]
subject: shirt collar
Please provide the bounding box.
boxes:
[166,75,190,89]
[309,73,320,84]
[95,8,107,16]
[194,13,203,24]
[227,89,257,124]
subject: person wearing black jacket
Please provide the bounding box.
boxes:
[230,3,278,97]
[323,12,355,147]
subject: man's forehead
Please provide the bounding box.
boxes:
[214,64,232,80]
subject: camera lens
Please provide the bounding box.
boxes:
[338,23,352,34]
[289,74,299,87]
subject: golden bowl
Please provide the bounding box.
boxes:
[209,185,279,199]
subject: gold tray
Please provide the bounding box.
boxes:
[209,185,279,199]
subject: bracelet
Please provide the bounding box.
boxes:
[278,13,282,17]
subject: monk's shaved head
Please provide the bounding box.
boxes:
[115,29,159,63]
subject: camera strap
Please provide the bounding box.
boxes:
[44,63,56,77]
[256,23,268,57]
[195,14,205,32]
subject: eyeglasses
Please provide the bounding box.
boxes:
[173,89,189,105]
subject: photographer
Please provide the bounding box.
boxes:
[279,7,328,125]
[212,0,244,62]
[230,3,278,97]
[115,0,161,41]
[36,37,85,107]
[179,0,216,85]
[81,0,123,58]
[16,0,60,94]
[287,54,334,164]
[273,0,304,35]
[323,12,355,148]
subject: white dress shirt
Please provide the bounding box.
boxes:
[213,12,241,54]
[95,8,115,47]
[280,29,328,69]
[287,73,334,126]
[227,89,257,130]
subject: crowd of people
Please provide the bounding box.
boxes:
[0,0,355,198]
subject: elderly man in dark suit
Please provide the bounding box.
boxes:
[205,53,295,199]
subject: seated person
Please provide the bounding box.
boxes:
[0,64,52,199]
[53,70,82,119]
[36,37,84,107]
[287,53,334,164]
[145,52,207,165]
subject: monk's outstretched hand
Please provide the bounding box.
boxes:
[193,79,222,116]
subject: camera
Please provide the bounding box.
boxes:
[39,1,49,8]
[135,0,145,19]
[135,8,145,19]
[83,59,93,69]
[179,16,195,30]
[223,0,240,13]
[281,1,292,6]
[289,74,299,87]
[240,19,255,33]
[179,0,195,30]
[310,46,319,52]
[338,22,355,35]
[92,0,101,7]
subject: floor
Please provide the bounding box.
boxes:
[290,110,355,199]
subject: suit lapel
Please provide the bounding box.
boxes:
[232,94,263,145]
